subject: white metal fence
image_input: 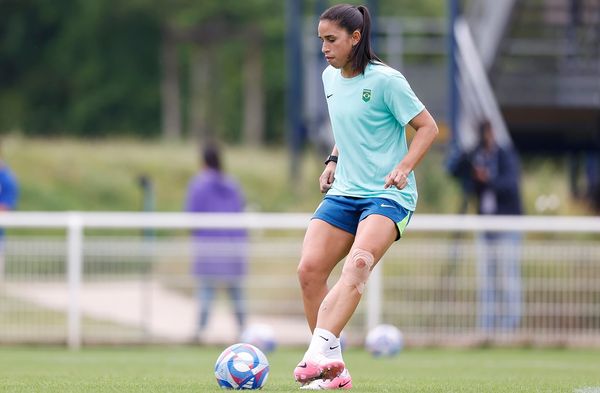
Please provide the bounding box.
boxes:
[0,212,599,349]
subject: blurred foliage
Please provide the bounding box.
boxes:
[0,0,161,136]
[0,0,444,140]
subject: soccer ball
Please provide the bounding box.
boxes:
[365,324,404,357]
[240,323,277,354]
[339,331,347,352]
[214,343,270,390]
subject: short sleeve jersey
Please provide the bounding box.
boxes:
[322,62,425,211]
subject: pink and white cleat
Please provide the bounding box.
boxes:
[299,369,353,390]
[294,353,345,384]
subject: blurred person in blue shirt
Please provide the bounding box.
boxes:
[0,145,19,281]
[185,143,248,340]
[472,120,523,332]
[0,164,18,215]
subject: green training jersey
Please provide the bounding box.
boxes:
[322,61,425,211]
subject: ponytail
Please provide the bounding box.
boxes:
[352,6,380,74]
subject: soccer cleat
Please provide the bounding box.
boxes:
[294,353,345,384]
[299,369,352,390]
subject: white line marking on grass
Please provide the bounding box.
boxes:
[574,388,600,393]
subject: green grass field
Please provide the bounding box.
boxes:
[3,135,590,215]
[1,346,598,392]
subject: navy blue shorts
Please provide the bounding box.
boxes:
[312,195,413,241]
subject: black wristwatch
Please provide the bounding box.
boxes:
[324,155,338,165]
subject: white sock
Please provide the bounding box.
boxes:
[306,328,344,362]
[308,328,336,354]
[325,341,343,361]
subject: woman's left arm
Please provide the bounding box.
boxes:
[384,108,439,189]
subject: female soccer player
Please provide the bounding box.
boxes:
[294,4,438,390]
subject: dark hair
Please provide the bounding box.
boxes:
[478,119,493,141]
[320,4,380,75]
[202,143,221,171]
[479,119,492,135]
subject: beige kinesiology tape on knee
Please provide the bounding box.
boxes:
[341,248,375,294]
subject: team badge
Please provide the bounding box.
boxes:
[362,89,372,102]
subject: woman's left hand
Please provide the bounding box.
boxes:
[384,167,409,190]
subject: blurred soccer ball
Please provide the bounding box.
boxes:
[214,343,269,390]
[240,323,277,354]
[339,330,347,352]
[365,324,404,357]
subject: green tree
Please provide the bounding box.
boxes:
[0,0,443,141]
[0,0,161,136]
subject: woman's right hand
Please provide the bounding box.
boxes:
[319,163,336,193]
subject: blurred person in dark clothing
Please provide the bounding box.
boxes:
[584,152,600,213]
[472,120,523,332]
[185,143,248,340]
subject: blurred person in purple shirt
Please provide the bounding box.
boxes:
[185,143,248,339]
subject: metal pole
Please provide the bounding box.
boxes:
[67,213,83,350]
[448,0,460,144]
[286,0,304,189]
[137,175,155,340]
[138,175,155,239]
[366,261,383,331]
[367,0,379,52]
[362,0,382,326]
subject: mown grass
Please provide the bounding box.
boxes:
[6,136,325,213]
[0,346,598,392]
[3,135,591,215]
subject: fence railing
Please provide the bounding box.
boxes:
[0,212,599,349]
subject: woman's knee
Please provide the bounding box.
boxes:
[340,248,375,294]
[297,256,327,289]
